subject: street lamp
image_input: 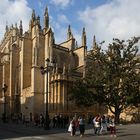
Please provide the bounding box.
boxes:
[2,84,8,123]
[40,58,54,130]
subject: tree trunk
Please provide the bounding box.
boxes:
[115,107,121,124]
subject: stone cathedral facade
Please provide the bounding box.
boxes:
[0,7,102,117]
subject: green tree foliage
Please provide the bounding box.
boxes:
[69,37,140,123]
[69,80,95,107]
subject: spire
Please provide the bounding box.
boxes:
[49,28,55,46]
[67,25,73,40]
[82,27,86,46]
[52,32,55,44]
[92,35,100,54]
[37,16,40,24]
[11,24,13,29]
[15,23,17,29]
[36,15,41,29]
[32,9,36,21]
[44,6,48,16]
[51,31,55,45]
[75,40,78,48]
[44,6,49,29]
[5,22,8,32]
[93,35,96,48]
[19,20,23,35]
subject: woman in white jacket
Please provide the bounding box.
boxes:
[93,115,101,135]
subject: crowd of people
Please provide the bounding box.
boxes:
[92,114,116,137]
[6,113,70,129]
[1,113,117,138]
[67,114,117,138]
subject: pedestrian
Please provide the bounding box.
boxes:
[68,117,76,136]
[52,115,57,128]
[78,116,85,137]
[39,114,44,127]
[34,113,39,126]
[106,115,111,132]
[100,115,107,135]
[93,114,101,135]
[109,115,117,137]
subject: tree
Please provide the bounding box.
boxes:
[70,37,140,123]
[69,80,95,108]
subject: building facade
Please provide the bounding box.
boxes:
[0,7,102,118]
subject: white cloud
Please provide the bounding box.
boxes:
[0,0,32,41]
[57,14,70,24]
[50,0,72,8]
[78,0,140,49]
[38,0,45,15]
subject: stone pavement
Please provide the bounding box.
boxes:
[0,122,140,140]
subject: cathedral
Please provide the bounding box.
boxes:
[0,7,102,118]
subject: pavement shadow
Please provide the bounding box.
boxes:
[0,122,139,140]
[0,122,69,139]
[118,133,136,137]
[116,126,136,138]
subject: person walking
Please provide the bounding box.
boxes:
[78,116,85,137]
[100,115,107,135]
[93,114,101,135]
[109,115,117,137]
[68,117,76,136]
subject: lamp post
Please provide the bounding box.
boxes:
[2,84,8,123]
[40,58,54,130]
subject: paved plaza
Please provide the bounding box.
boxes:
[0,122,140,140]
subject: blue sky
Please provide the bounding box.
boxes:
[0,0,140,50]
[27,0,110,46]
